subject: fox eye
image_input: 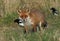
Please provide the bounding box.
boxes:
[25,15,28,17]
[20,16,23,17]
[20,15,28,18]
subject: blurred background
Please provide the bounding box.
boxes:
[0,0,60,41]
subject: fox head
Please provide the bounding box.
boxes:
[17,9,30,22]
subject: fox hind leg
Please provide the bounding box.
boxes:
[39,22,43,31]
[41,21,47,29]
[32,24,37,32]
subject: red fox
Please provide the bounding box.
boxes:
[17,8,47,33]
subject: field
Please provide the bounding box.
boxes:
[0,0,60,41]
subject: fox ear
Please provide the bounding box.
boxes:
[17,10,21,14]
[26,9,30,14]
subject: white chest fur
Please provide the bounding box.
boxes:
[18,16,33,26]
[25,16,33,25]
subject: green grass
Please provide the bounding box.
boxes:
[0,0,60,41]
[0,11,60,41]
[0,12,18,26]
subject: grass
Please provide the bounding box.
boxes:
[0,12,18,26]
[0,0,60,41]
[0,10,60,41]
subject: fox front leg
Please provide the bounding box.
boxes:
[24,25,29,33]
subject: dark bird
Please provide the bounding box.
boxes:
[50,7,58,16]
[14,18,24,27]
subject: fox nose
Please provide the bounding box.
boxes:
[23,19,26,23]
[23,19,26,22]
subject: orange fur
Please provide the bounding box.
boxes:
[17,8,47,33]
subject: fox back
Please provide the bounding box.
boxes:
[17,8,47,32]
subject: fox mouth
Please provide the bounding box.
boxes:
[18,16,33,26]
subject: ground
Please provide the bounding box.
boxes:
[0,12,60,41]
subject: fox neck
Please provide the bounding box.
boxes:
[25,16,34,25]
